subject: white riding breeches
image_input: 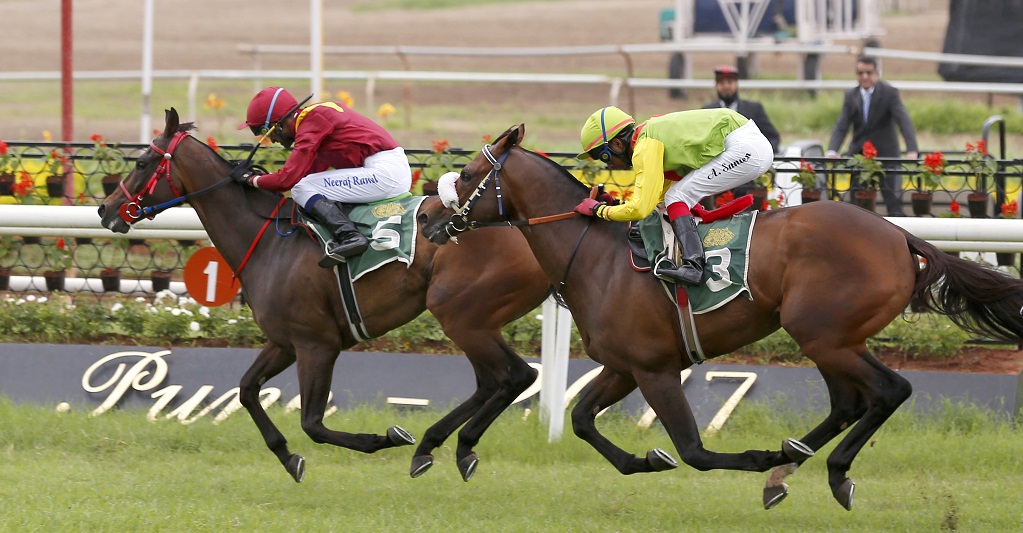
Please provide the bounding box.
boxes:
[663,120,774,208]
[290,147,412,208]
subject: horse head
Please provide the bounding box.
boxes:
[98,107,230,233]
[418,124,527,244]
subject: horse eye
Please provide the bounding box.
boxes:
[135,159,146,169]
[459,170,471,182]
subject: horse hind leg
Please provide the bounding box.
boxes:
[571,369,679,475]
[819,350,912,510]
[239,343,305,482]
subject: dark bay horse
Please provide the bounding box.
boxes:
[418,124,1023,510]
[98,109,551,483]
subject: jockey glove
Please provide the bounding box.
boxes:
[230,163,255,184]
[574,198,606,217]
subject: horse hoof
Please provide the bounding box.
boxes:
[387,425,416,446]
[286,454,305,483]
[763,483,789,510]
[646,448,679,471]
[781,438,814,463]
[833,478,855,511]
[409,454,434,478]
[458,452,479,482]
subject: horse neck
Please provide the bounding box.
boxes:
[178,158,286,271]
[506,157,628,298]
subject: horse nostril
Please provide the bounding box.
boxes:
[97,205,105,217]
[417,213,429,226]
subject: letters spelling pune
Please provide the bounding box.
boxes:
[80,350,756,429]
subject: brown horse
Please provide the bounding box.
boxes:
[418,124,1023,510]
[97,109,550,483]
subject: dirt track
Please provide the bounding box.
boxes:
[1,0,956,145]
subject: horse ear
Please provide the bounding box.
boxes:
[163,108,180,139]
[504,124,525,148]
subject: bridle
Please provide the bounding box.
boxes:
[441,143,593,307]
[117,131,234,224]
[441,144,579,241]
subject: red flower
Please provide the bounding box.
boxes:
[411,169,421,186]
[0,140,7,156]
[923,151,944,174]
[949,200,961,215]
[799,160,815,174]
[206,137,220,153]
[481,134,493,144]
[715,191,735,208]
[862,140,878,160]
[431,139,450,154]
[90,133,105,145]
[13,171,34,197]
[55,238,67,251]
[1001,200,1018,217]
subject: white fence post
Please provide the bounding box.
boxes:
[539,296,572,442]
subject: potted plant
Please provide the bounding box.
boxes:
[0,138,21,195]
[90,133,129,196]
[150,240,178,293]
[963,140,994,218]
[0,234,18,291]
[912,151,944,216]
[751,167,774,211]
[846,140,883,212]
[793,160,822,203]
[996,200,1018,267]
[413,139,457,196]
[43,148,69,200]
[43,237,73,292]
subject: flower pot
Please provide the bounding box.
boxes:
[102,174,122,196]
[151,271,172,293]
[800,190,821,204]
[0,267,10,291]
[46,177,64,199]
[910,192,933,217]
[0,173,14,196]
[853,190,877,212]
[967,192,988,218]
[100,270,121,292]
[421,181,439,196]
[21,236,41,245]
[43,270,66,292]
[751,188,768,211]
[996,253,1016,268]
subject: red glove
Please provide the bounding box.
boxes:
[574,198,605,217]
[596,192,617,205]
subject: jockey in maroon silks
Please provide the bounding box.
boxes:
[237,86,412,267]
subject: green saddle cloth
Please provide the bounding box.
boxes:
[306,194,427,281]
[638,210,757,314]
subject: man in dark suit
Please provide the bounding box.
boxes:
[826,56,918,216]
[703,64,781,197]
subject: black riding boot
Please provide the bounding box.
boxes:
[653,214,705,285]
[308,197,370,267]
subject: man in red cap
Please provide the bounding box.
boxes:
[702,65,781,199]
[236,87,412,267]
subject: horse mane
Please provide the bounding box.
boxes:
[517,147,592,195]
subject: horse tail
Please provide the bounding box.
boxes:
[907,234,1023,343]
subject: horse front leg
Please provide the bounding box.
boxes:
[634,369,792,476]
[294,344,415,455]
[238,343,305,482]
[571,368,679,475]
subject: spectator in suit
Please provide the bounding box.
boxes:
[826,56,918,216]
[703,64,781,197]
